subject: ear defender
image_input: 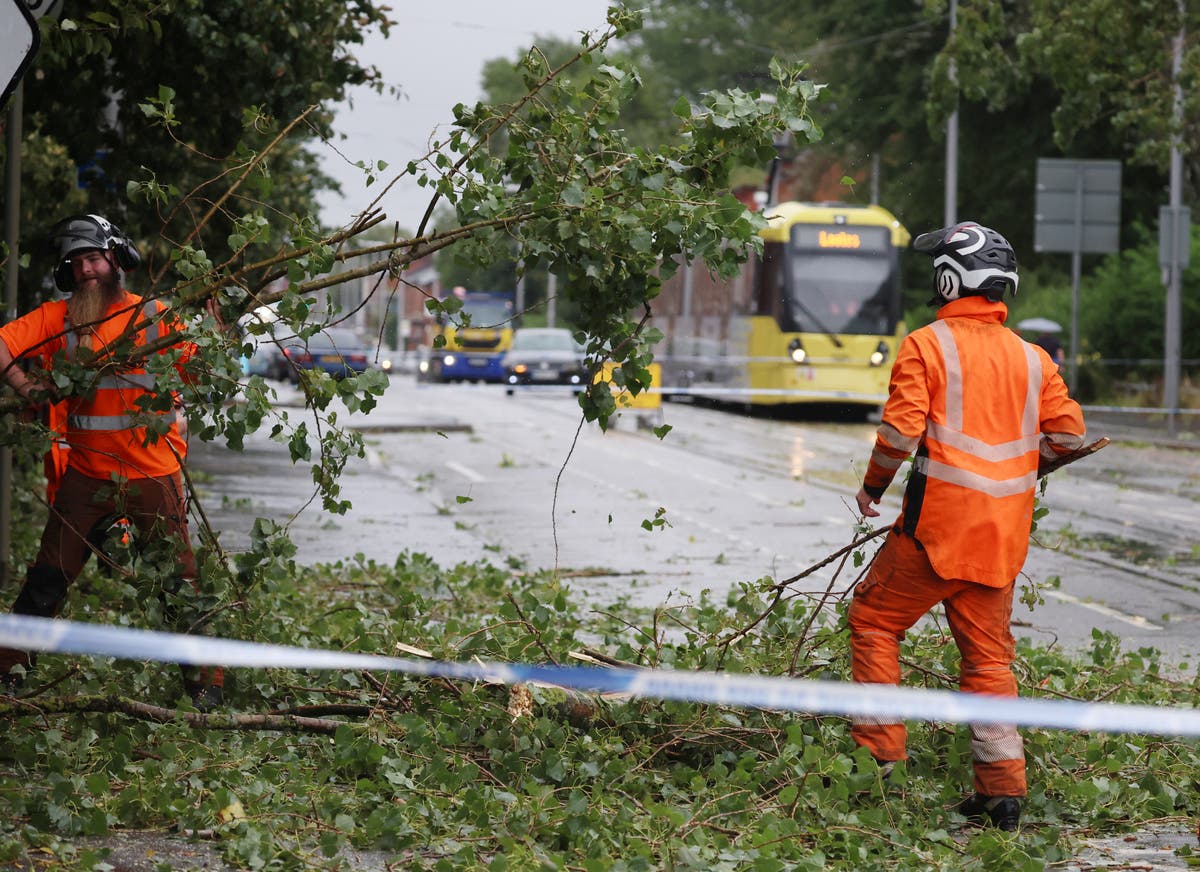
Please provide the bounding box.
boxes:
[111,234,141,272]
[935,265,961,302]
[52,261,74,293]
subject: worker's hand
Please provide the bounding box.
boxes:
[205,296,229,332]
[855,487,880,518]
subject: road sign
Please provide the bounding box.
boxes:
[1033,158,1123,394]
[0,0,38,109]
[1034,159,1121,255]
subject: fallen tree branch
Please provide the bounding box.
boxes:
[0,694,344,734]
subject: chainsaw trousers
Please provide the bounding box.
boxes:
[1,468,222,690]
[848,531,1026,797]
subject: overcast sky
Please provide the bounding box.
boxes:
[315,2,614,230]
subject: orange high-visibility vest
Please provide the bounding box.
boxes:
[0,291,191,481]
[863,297,1085,586]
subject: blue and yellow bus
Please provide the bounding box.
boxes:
[421,289,516,383]
[654,202,910,410]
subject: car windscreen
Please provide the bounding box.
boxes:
[512,331,578,352]
[305,329,364,351]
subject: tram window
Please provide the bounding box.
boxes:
[787,253,895,335]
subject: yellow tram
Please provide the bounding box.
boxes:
[654,202,910,410]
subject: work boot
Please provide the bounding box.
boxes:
[187,683,224,713]
[956,793,1022,831]
[182,665,225,713]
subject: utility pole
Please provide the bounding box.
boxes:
[1,80,21,586]
[1163,0,1186,438]
[944,0,958,226]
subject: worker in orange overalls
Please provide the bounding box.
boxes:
[850,222,1086,831]
[0,214,226,711]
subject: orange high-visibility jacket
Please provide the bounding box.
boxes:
[0,291,193,481]
[862,297,1085,586]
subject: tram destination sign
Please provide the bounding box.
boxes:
[792,224,891,252]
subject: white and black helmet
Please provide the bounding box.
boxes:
[912,222,1018,305]
[47,213,141,292]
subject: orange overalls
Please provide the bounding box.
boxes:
[850,296,1085,797]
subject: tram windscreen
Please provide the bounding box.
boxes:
[786,226,896,335]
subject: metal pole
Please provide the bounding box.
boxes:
[944,0,958,226]
[1164,1,1185,438]
[1069,164,1083,394]
[1,81,23,586]
[545,271,556,328]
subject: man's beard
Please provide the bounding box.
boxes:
[67,272,123,350]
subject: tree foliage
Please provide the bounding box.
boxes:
[4,0,394,305]
[2,549,1199,868]
[0,5,828,589]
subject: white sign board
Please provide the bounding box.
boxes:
[1,0,39,108]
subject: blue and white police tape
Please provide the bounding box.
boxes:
[3,613,1200,736]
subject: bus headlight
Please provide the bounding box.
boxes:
[788,338,807,364]
[443,354,457,367]
[869,341,889,367]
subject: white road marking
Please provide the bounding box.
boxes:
[1042,589,1162,630]
[445,461,487,483]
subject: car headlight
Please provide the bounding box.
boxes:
[443,354,457,366]
[418,360,429,373]
[381,359,393,372]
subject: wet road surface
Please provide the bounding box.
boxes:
[190,376,1200,663]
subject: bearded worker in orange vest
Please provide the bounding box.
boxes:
[850,222,1086,831]
[0,214,225,711]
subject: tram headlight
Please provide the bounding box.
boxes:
[869,341,889,367]
[443,354,457,367]
[787,338,807,364]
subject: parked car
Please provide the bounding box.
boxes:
[502,327,587,394]
[282,327,372,381]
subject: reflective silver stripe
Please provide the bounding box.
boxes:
[68,414,137,431]
[850,682,905,726]
[914,456,1037,498]
[869,450,907,471]
[930,321,963,430]
[141,301,161,342]
[970,722,1024,763]
[97,373,156,389]
[1021,342,1042,435]
[924,421,1041,463]
[68,406,178,432]
[878,422,920,453]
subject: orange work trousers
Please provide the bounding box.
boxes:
[848,531,1026,797]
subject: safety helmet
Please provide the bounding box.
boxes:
[912,222,1018,305]
[47,213,141,292]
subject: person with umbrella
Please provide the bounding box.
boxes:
[1018,317,1065,370]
